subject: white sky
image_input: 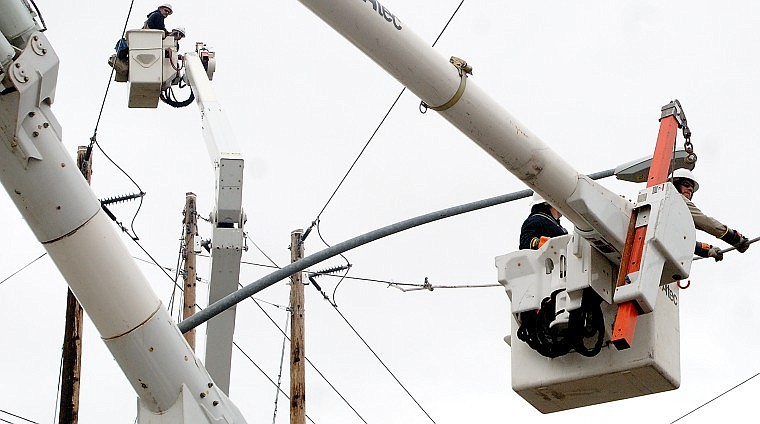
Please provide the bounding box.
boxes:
[2,1,759,423]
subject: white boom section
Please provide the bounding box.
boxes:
[183,52,245,396]
[0,2,246,422]
[298,0,633,259]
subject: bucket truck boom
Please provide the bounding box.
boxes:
[0,1,246,422]
[182,46,246,397]
[122,29,246,395]
[296,0,696,413]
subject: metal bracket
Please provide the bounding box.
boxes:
[661,99,697,165]
[420,56,472,113]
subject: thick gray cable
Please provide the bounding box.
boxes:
[179,169,614,333]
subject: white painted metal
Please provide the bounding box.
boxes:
[127,29,164,108]
[137,384,243,424]
[613,183,694,313]
[107,309,246,422]
[497,234,615,315]
[0,32,93,244]
[297,0,633,259]
[44,211,162,337]
[0,34,14,70]
[0,0,39,47]
[183,53,244,172]
[506,284,680,413]
[184,51,245,395]
[496,237,681,412]
[204,225,244,394]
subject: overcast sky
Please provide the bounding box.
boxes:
[2,1,759,423]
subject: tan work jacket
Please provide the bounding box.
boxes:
[682,195,728,239]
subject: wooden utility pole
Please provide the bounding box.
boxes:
[182,192,198,350]
[58,146,91,424]
[290,229,306,424]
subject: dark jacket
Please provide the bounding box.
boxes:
[144,10,167,32]
[519,205,567,249]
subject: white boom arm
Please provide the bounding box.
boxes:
[182,49,246,396]
[297,0,633,259]
[0,1,246,422]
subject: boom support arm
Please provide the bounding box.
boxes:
[183,50,246,395]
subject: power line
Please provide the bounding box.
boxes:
[310,284,437,424]
[431,0,465,47]
[240,259,499,291]
[93,0,135,134]
[168,221,189,319]
[247,233,282,269]
[302,0,467,242]
[306,88,406,234]
[670,371,760,423]
[179,168,617,333]
[271,315,290,424]
[248,297,369,423]
[232,341,318,424]
[0,409,39,424]
[0,253,46,287]
[86,0,148,241]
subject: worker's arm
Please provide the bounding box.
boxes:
[684,197,750,252]
[683,197,727,238]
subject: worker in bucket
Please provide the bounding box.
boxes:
[519,193,567,250]
[144,3,174,36]
[671,169,751,261]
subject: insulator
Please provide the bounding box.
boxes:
[100,191,146,206]
[311,264,352,278]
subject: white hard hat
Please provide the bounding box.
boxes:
[530,192,548,207]
[159,3,173,14]
[173,26,186,37]
[670,168,699,192]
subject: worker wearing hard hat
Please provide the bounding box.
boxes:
[519,193,568,250]
[671,168,751,261]
[144,4,174,35]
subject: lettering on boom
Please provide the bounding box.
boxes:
[661,283,679,307]
[361,0,403,30]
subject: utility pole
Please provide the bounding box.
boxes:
[182,192,198,350]
[58,146,91,424]
[290,229,305,424]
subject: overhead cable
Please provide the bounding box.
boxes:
[182,166,613,333]
[232,342,318,424]
[314,288,437,424]
[0,409,40,424]
[670,371,760,423]
[0,253,46,287]
[271,316,290,424]
[248,297,369,423]
[302,0,467,243]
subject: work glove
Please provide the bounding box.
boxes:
[735,236,751,253]
[721,228,751,253]
[707,246,723,262]
[695,242,723,261]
